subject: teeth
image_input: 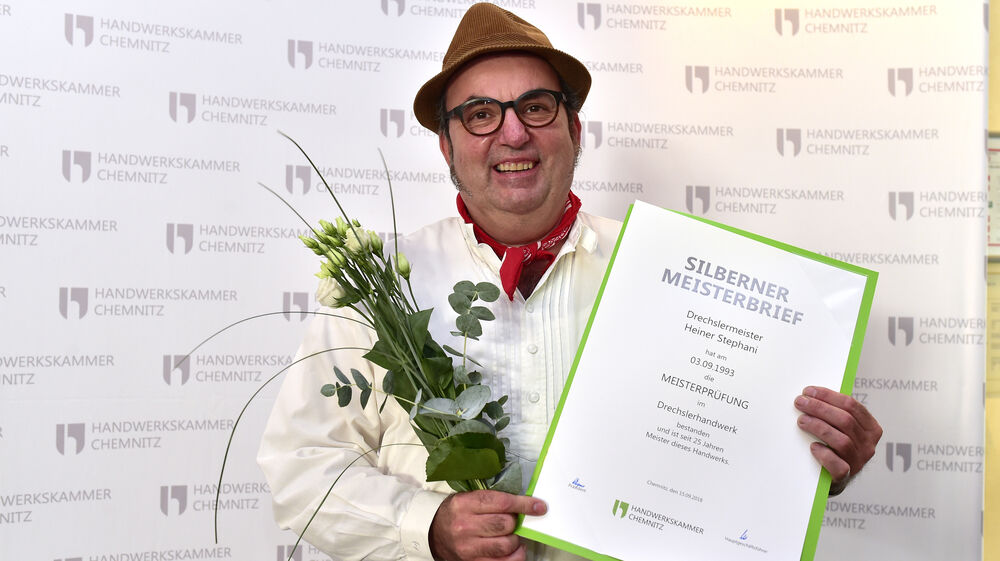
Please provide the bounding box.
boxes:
[495,161,535,172]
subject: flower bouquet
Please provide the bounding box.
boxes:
[206,133,519,555]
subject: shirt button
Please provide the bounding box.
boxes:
[528,392,540,403]
[527,343,538,354]
[411,541,420,551]
[526,303,535,313]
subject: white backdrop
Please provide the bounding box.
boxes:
[0,1,986,560]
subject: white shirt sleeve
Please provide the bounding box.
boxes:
[257,306,448,561]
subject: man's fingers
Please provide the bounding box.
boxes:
[471,490,547,516]
[809,441,852,481]
[799,386,880,432]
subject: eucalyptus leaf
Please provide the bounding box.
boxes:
[334,366,350,385]
[483,401,503,420]
[497,395,508,406]
[470,306,495,321]
[350,369,370,391]
[455,385,491,419]
[475,282,501,302]
[447,418,495,437]
[467,371,482,384]
[450,330,464,337]
[336,385,352,407]
[382,370,395,395]
[453,365,472,385]
[495,416,510,431]
[425,433,505,481]
[320,384,336,397]
[409,389,422,421]
[456,314,483,338]
[453,281,477,298]
[442,344,464,358]
[448,293,472,315]
[490,462,523,494]
[420,397,461,420]
[360,387,372,409]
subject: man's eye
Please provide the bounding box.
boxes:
[468,109,493,121]
[523,103,545,113]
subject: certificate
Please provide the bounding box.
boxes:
[517,201,877,561]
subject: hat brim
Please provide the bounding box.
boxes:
[413,46,591,133]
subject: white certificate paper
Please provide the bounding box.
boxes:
[517,201,877,561]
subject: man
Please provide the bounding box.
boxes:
[258,5,882,561]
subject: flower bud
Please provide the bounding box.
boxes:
[316,277,347,308]
[299,235,319,249]
[319,219,337,236]
[345,228,369,255]
[328,248,347,267]
[368,231,383,254]
[351,218,361,227]
[335,217,349,235]
[395,252,411,279]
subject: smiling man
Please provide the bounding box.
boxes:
[258,4,882,561]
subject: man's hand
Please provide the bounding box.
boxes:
[794,386,882,493]
[429,490,547,561]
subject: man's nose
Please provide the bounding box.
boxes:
[496,106,530,147]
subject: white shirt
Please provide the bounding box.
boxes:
[258,212,621,561]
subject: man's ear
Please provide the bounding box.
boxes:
[439,132,452,166]
[570,111,582,145]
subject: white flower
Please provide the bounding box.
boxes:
[316,277,347,307]
[344,228,369,255]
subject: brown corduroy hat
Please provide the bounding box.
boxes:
[413,3,591,132]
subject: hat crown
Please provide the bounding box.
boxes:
[444,4,553,68]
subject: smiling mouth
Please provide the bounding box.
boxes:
[494,161,536,172]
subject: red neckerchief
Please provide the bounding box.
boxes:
[457,191,581,301]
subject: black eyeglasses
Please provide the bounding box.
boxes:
[445,88,567,136]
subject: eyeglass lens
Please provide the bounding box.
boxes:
[459,90,560,135]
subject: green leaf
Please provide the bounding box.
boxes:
[448,293,472,315]
[442,344,463,358]
[495,416,510,431]
[450,330,464,337]
[382,370,395,395]
[490,462,523,494]
[406,309,434,352]
[364,340,405,373]
[336,385,352,407]
[448,419,496,437]
[360,387,372,409]
[467,371,482,384]
[456,314,482,338]
[453,281,477,298]
[334,366,350,385]
[470,306,495,321]
[350,369,370,391]
[475,282,501,302]
[425,433,506,481]
[320,384,336,397]
[455,385,491,419]
[413,427,440,450]
[421,356,454,391]
[484,401,503,420]
[497,395,508,406]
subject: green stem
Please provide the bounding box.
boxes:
[214,345,370,543]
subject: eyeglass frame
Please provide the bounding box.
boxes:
[443,88,569,136]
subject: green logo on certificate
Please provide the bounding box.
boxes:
[612,499,629,518]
